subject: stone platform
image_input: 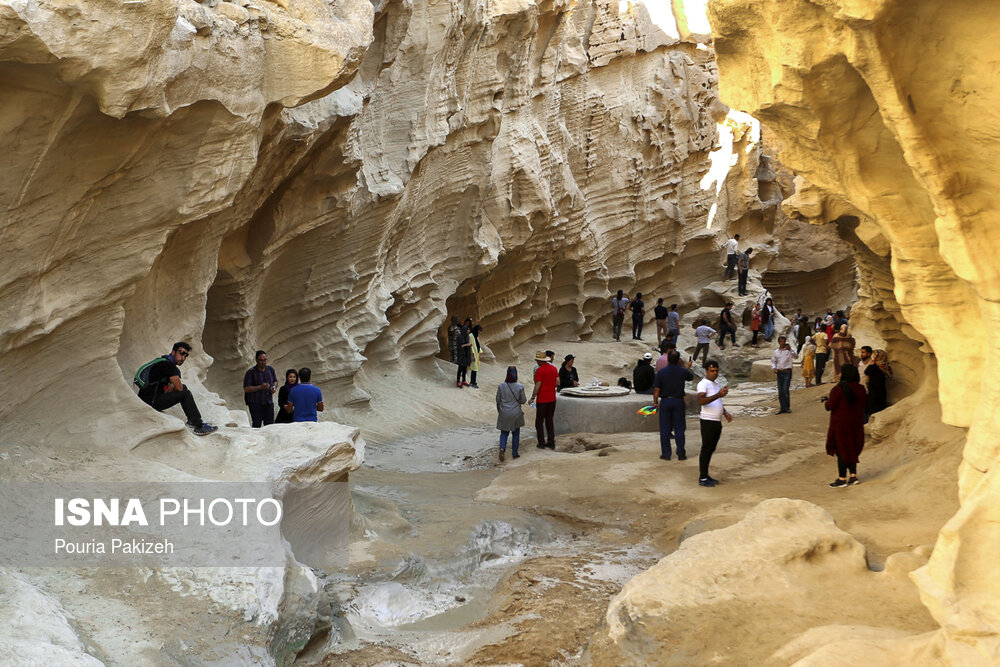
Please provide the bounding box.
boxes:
[552,392,699,435]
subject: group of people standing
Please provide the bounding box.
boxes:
[448,317,483,388]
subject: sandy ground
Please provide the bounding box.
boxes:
[311,334,964,666]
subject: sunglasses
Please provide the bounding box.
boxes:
[176,350,189,357]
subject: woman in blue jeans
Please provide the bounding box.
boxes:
[762,297,776,341]
[496,366,527,462]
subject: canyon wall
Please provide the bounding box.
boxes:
[708,0,997,661]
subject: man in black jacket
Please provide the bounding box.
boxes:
[139,342,218,436]
[633,353,655,394]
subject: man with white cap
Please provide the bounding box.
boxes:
[529,350,559,449]
[633,352,656,394]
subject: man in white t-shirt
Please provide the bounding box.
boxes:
[693,319,716,366]
[723,234,740,280]
[611,290,630,342]
[696,360,732,487]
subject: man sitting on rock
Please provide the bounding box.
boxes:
[633,353,655,394]
[138,342,218,436]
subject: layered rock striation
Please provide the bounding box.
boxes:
[705,0,999,660]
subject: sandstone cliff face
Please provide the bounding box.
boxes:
[708,0,1000,660]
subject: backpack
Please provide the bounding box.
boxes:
[134,356,169,392]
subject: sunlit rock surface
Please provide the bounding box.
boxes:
[708,0,1000,660]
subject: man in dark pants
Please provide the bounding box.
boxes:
[243,350,278,427]
[139,342,218,436]
[737,247,753,296]
[630,292,646,340]
[718,301,739,349]
[529,350,559,449]
[652,350,694,461]
[723,233,740,280]
[696,360,732,486]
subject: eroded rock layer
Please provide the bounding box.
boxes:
[708,0,1000,660]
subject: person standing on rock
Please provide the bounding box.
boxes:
[529,350,559,449]
[611,290,630,342]
[696,360,732,486]
[813,326,830,385]
[630,292,646,340]
[243,350,278,428]
[667,303,681,342]
[447,316,462,367]
[693,319,716,366]
[652,350,695,461]
[761,297,776,342]
[723,233,740,280]
[750,302,762,346]
[771,335,797,414]
[824,364,867,487]
[654,298,669,343]
[718,301,739,350]
[138,342,218,436]
[496,366,527,462]
[737,247,753,296]
[286,367,324,422]
[275,369,298,424]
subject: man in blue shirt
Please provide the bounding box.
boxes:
[286,367,324,422]
[652,350,695,460]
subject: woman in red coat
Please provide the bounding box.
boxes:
[823,364,867,487]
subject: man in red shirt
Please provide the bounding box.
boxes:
[529,350,559,449]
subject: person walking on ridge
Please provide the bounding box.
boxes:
[723,234,740,280]
[718,301,739,350]
[652,350,694,461]
[694,319,716,366]
[737,247,753,296]
[696,360,732,486]
[654,298,669,343]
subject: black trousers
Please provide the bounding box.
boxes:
[694,342,710,365]
[535,401,556,446]
[248,403,274,428]
[837,455,857,476]
[814,352,829,383]
[719,325,736,345]
[738,269,748,295]
[699,419,722,478]
[724,254,738,279]
[152,386,202,427]
[457,366,468,384]
[632,316,644,339]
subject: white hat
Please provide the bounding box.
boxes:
[643,352,653,360]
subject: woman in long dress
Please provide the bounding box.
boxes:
[829,324,857,379]
[801,336,817,387]
[750,304,761,347]
[865,349,893,418]
[824,364,867,487]
[468,325,483,388]
[495,366,527,462]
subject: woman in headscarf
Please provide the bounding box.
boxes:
[559,354,579,391]
[447,316,462,365]
[801,335,817,387]
[761,297,775,342]
[750,303,761,347]
[824,364,867,487]
[830,323,857,379]
[275,369,298,424]
[468,325,483,388]
[495,366,527,462]
[864,349,893,418]
[456,317,472,387]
